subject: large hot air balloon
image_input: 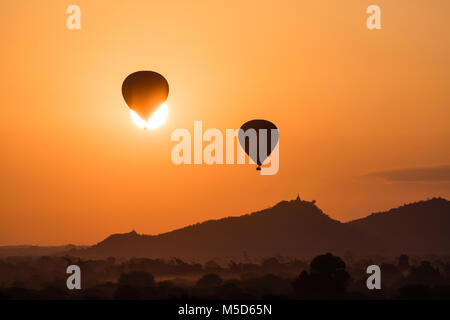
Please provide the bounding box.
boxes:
[238,119,279,171]
[122,71,169,128]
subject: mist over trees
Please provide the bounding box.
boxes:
[1,253,450,300]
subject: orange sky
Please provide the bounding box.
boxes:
[1,0,449,245]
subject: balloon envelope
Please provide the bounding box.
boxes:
[238,119,279,170]
[122,71,169,120]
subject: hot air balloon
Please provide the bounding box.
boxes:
[238,119,279,171]
[122,71,169,129]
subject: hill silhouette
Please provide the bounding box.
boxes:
[348,197,450,255]
[78,198,375,258]
[72,197,450,258]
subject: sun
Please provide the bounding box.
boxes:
[130,103,169,130]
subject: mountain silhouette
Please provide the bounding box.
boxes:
[72,197,450,258]
[79,198,375,258]
[348,197,450,255]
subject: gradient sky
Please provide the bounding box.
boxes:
[1,0,449,245]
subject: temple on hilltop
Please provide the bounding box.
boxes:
[293,194,316,204]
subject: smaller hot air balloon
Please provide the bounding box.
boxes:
[122,71,169,129]
[238,119,279,171]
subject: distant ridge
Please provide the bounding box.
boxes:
[71,197,450,258]
[0,245,85,258]
[348,197,450,255]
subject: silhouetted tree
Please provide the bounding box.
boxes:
[407,261,442,285]
[262,258,281,270]
[398,254,410,272]
[204,260,222,272]
[196,273,222,288]
[293,253,350,299]
[118,271,154,288]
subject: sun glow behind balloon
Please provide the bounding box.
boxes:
[130,103,169,130]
